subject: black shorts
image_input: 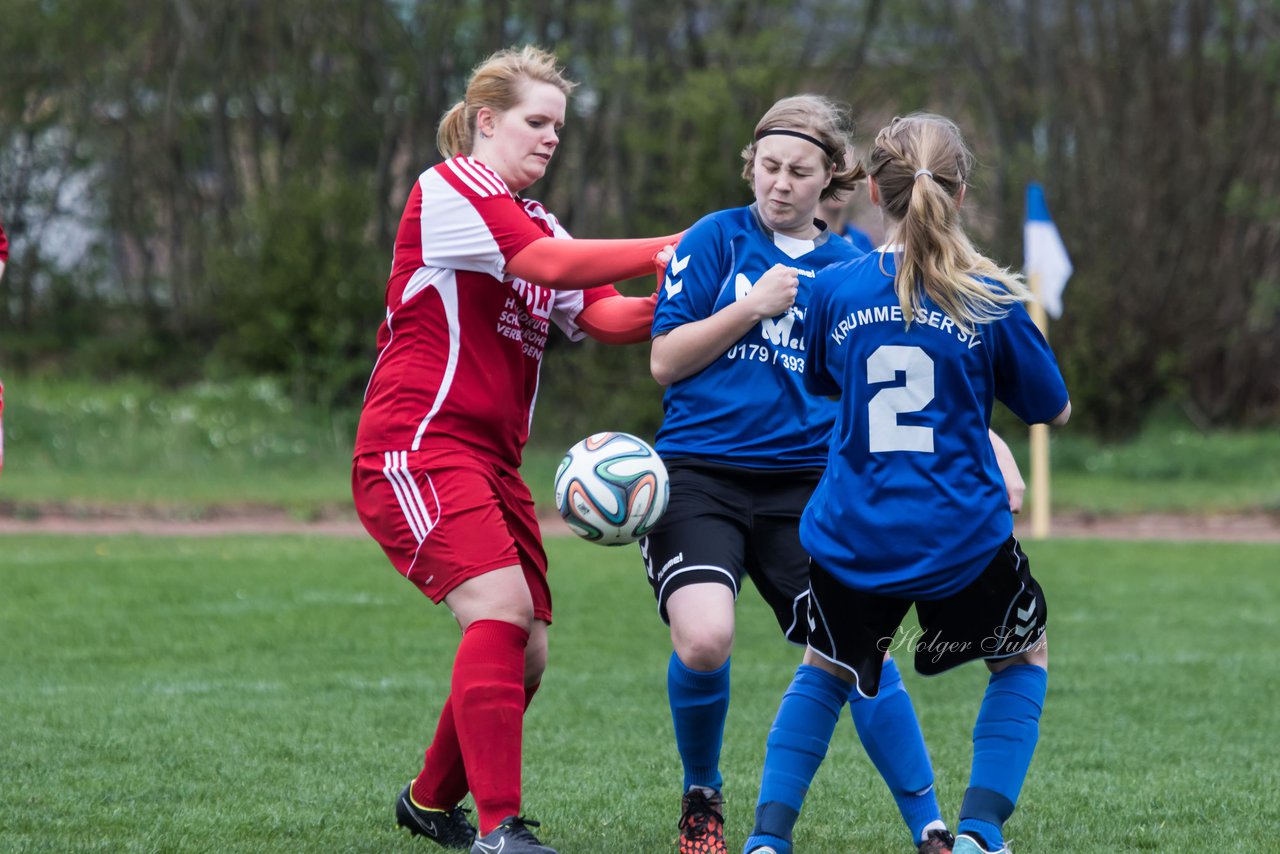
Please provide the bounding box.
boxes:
[639,459,822,645]
[806,537,1047,697]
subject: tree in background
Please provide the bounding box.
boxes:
[910,1,1280,435]
[0,0,1276,438]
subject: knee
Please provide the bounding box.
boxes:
[666,584,736,670]
[445,566,536,634]
[672,622,734,671]
[458,594,535,636]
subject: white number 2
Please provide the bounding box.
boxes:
[867,345,935,452]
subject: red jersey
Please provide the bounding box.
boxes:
[354,155,617,468]
[0,219,8,262]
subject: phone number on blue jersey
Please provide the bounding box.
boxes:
[725,342,805,373]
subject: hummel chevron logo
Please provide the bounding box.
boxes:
[1013,599,1038,637]
[662,254,691,300]
[663,274,683,299]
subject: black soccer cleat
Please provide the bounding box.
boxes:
[395,782,477,849]
[918,828,956,854]
[470,815,558,854]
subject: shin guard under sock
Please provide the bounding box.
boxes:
[668,652,731,793]
[745,665,850,851]
[849,658,942,843]
[450,619,529,835]
[412,679,541,810]
[413,695,469,810]
[958,664,1048,851]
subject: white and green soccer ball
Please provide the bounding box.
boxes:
[553,431,669,546]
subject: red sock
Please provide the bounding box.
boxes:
[411,680,541,810]
[412,695,468,810]
[450,619,529,835]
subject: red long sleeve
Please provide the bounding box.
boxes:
[506,233,681,290]
[576,294,658,344]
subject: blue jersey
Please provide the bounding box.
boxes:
[838,223,875,254]
[652,205,861,469]
[800,250,1069,598]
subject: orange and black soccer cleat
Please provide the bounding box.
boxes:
[678,788,727,854]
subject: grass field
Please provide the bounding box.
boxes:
[0,378,352,514]
[2,534,1277,852]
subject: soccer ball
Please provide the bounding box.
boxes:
[553,432,669,546]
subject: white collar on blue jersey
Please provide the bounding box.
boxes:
[748,203,831,259]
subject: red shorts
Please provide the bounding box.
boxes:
[352,449,552,623]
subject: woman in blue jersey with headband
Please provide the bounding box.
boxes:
[743,114,1071,854]
[642,96,1024,854]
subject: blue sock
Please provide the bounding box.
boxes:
[744,665,850,854]
[849,658,941,844]
[668,652,731,793]
[958,664,1048,851]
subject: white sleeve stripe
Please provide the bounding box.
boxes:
[444,158,492,197]
[384,450,430,545]
[452,156,509,198]
[463,157,511,196]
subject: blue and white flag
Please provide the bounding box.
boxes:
[1024,183,1072,319]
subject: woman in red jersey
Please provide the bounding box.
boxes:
[351,46,679,854]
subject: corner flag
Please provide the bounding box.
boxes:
[1024,183,1072,319]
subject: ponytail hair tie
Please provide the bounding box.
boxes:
[914,168,934,180]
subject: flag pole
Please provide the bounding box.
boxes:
[1027,272,1051,539]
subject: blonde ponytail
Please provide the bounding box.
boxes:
[436,100,470,159]
[435,46,577,160]
[868,114,1029,335]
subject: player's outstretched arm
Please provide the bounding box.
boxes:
[507,233,682,291]
[575,243,675,345]
[577,293,658,345]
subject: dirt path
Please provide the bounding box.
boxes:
[1,504,1279,543]
[1018,509,1280,543]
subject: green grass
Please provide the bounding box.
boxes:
[0,377,352,515]
[1025,424,1280,514]
[2,535,1277,852]
[3,375,1280,516]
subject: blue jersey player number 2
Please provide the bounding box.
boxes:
[744,114,1071,854]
